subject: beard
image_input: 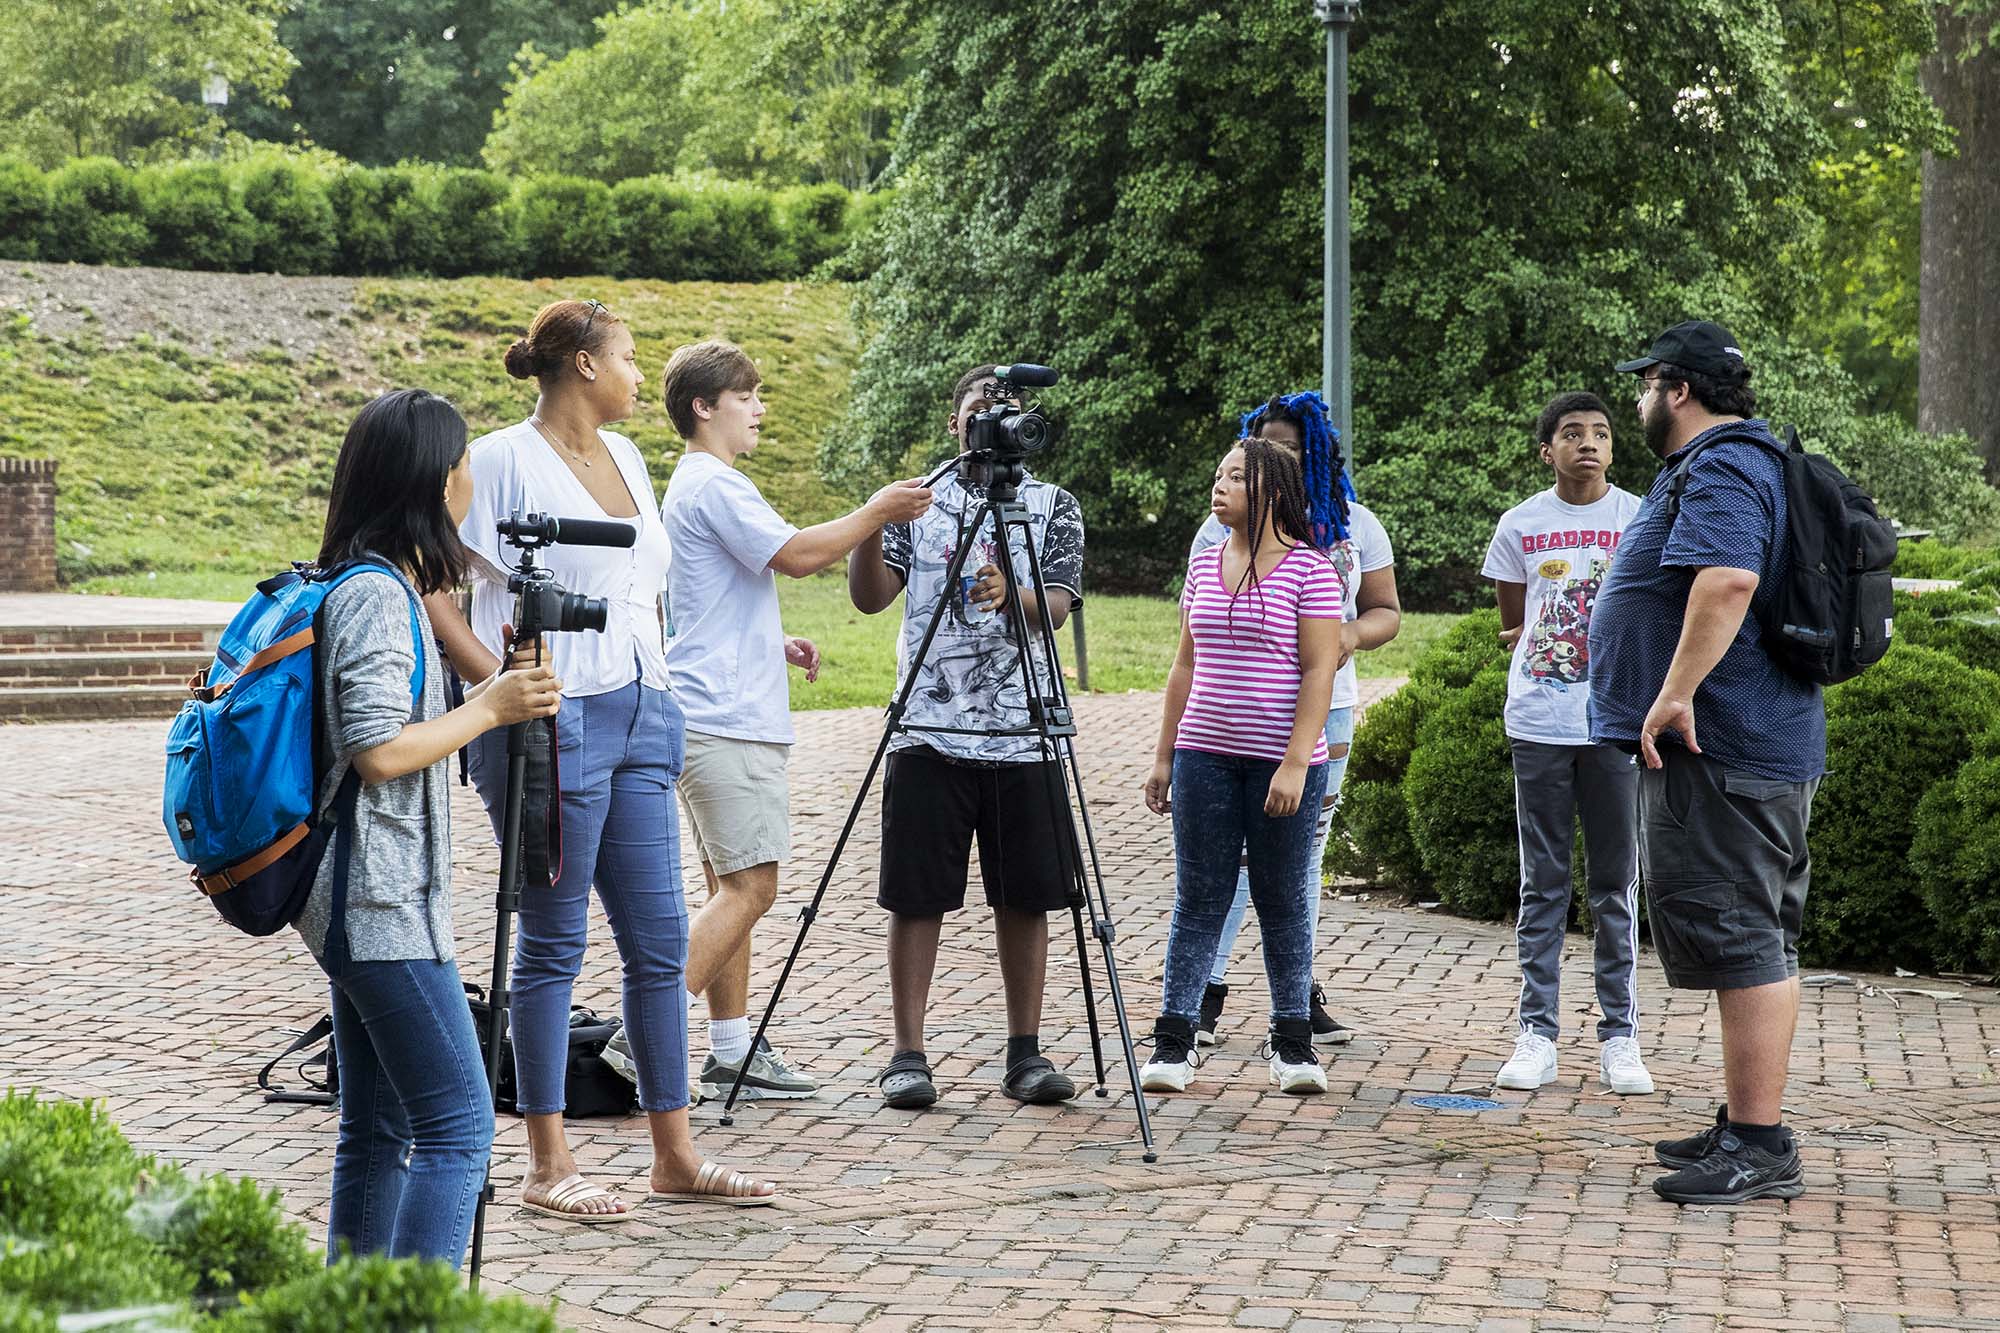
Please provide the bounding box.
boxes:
[1641,394,1674,456]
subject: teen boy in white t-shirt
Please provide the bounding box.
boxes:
[1481,390,1650,1097]
[660,340,933,1099]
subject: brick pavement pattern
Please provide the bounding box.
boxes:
[5,682,2000,1331]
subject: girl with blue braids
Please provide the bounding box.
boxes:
[1185,391,1401,1051]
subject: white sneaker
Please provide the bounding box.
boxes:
[1495,1031,1558,1090]
[1266,1029,1328,1095]
[1599,1036,1655,1095]
[1140,1025,1201,1092]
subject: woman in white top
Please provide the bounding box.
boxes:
[428,299,776,1219]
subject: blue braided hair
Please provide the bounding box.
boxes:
[1237,390,1353,547]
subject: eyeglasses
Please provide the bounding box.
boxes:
[1637,375,1670,397]
[579,299,606,342]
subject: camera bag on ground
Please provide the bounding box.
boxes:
[162,561,423,935]
[1665,424,1898,686]
[463,984,638,1117]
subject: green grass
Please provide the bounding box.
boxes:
[0,275,861,587]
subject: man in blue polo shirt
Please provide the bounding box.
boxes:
[1589,321,1826,1206]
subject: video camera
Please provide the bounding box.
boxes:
[958,363,1058,494]
[495,511,635,645]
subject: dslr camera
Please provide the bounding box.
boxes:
[960,363,1058,492]
[496,511,633,644]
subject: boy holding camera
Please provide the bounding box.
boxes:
[660,339,933,1099]
[846,364,1085,1110]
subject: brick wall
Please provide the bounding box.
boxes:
[0,459,58,592]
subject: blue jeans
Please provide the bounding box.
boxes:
[317,922,493,1267]
[1209,707,1355,984]
[1163,748,1329,1023]
[469,681,690,1114]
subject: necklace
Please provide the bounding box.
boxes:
[531,415,595,469]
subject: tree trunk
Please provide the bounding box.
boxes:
[1919,6,2000,477]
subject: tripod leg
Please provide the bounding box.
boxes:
[1067,895,1108,1094]
[469,722,531,1284]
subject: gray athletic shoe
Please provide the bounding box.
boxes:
[698,1036,818,1101]
[601,1027,637,1085]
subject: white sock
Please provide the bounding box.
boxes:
[710,1016,752,1065]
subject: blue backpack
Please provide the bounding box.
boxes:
[163,562,423,936]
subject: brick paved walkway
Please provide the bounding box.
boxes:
[5,685,1999,1331]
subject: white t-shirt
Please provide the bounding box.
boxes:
[458,420,671,698]
[1188,500,1393,709]
[661,451,801,744]
[1481,486,1642,744]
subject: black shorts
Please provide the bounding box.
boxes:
[877,745,1076,916]
[1638,744,1819,991]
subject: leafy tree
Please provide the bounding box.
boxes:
[0,0,294,167]
[826,0,1973,599]
[483,0,901,189]
[226,0,618,166]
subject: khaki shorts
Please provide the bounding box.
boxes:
[677,733,791,876]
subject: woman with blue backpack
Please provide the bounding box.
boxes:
[304,388,563,1266]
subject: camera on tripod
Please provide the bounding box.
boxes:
[496,511,634,643]
[959,363,1058,492]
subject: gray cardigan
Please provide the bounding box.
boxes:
[294,570,456,963]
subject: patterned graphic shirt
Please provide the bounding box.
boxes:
[882,468,1084,764]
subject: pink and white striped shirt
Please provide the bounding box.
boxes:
[1176,542,1343,763]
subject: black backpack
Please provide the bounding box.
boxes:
[1665,424,1898,686]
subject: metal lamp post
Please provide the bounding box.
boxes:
[1315,0,1360,468]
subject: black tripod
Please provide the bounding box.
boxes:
[717,450,1157,1162]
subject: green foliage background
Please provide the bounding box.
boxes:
[826,0,1994,601]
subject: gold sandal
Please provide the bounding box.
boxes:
[521,1172,632,1224]
[650,1160,778,1207]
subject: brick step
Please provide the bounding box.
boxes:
[0,649,212,689]
[0,625,222,655]
[0,683,191,723]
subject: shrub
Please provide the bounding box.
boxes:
[238,161,338,275]
[1890,540,2000,581]
[1910,724,2000,975]
[0,157,49,260]
[138,164,255,271]
[148,1174,314,1301]
[1327,608,1505,892]
[431,169,519,277]
[1890,587,2000,677]
[614,179,791,282]
[43,158,149,265]
[1404,663,1517,917]
[515,175,621,278]
[1836,421,2000,547]
[778,182,853,273]
[215,1254,562,1332]
[324,167,443,276]
[821,187,894,281]
[1801,643,2000,969]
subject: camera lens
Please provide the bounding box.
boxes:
[558,593,610,634]
[1008,411,1048,453]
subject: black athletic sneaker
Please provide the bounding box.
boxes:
[1652,1130,1804,1205]
[1195,982,1228,1048]
[1655,1104,1729,1169]
[1141,1017,1201,1092]
[1309,984,1353,1046]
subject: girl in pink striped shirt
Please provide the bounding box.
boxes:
[1140,438,1341,1094]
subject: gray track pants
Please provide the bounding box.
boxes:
[1509,738,1641,1041]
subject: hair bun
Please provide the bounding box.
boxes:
[503,338,538,380]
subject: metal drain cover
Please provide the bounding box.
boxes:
[1408,1094,1502,1111]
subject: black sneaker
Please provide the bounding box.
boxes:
[1655,1104,1729,1169]
[1195,982,1228,1049]
[1266,1018,1327,1094]
[1309,984,1353,1046]
[1652,1130,1804,1205]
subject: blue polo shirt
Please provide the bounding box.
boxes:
[1587,419,1826,783]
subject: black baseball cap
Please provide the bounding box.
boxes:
[1615,320,1747,380]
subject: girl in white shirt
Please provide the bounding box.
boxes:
[428,299,776,1218]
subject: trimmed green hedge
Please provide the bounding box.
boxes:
[0,154,881,282]
[0,1089,560,1329]
[1336,568,2000,974]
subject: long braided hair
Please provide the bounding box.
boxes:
[1226,436,1324,636]
[1238,390,1353,547]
